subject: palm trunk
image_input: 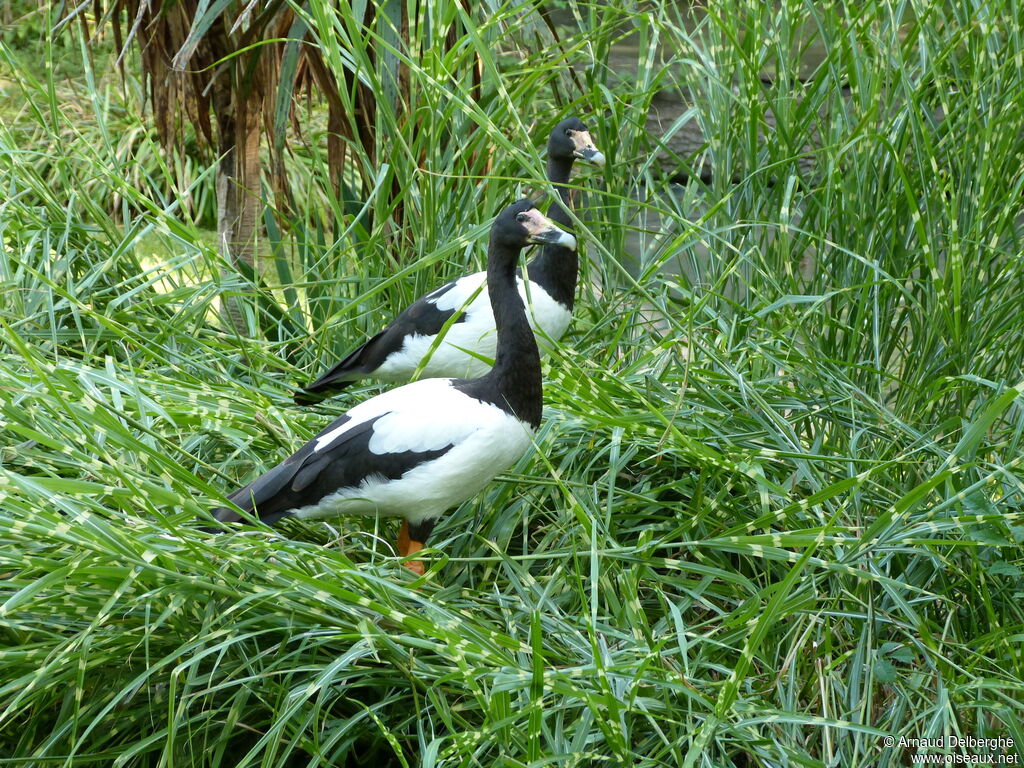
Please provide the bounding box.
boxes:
[216,73,263,337]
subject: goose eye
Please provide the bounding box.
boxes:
[564,129,573,137]
[516,213,528,223]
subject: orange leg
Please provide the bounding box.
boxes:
[397,520,426,576]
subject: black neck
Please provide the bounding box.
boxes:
[525,155,577,309]
[480,239,543,428]
[544,155,574,228]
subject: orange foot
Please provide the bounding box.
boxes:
[397,520,426,576]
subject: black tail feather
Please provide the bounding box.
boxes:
[293,377,355,406]
[295,333,385,405]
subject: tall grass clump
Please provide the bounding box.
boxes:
[2,0,1024,765]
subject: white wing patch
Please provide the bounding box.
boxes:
[375,274,571,382]
[313,379,446,453]
[425,272,487,312]
[365,380,498,454]
[313,378,501,456]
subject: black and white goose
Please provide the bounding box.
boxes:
[213,200,575,574]
[295,117,603,405]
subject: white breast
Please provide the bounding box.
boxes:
[375,272,571,382]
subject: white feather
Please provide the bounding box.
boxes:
[314,378,459,453]
[375,272,571,382]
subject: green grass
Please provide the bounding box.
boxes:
[2,0,1024,765]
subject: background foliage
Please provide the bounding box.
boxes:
[2,0,1023,765]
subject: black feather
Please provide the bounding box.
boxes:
[212,413,454,525]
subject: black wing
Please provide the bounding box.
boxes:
[294,279,466,404]
[211,413,453,525]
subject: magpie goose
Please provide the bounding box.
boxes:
[213,200,575,575]
[295,117,603,404]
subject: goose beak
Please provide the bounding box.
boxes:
[575,147,606,166]
[572,130,606,167]
[521,209,578,250]
[530,222,577,250]
[535,227,577,250]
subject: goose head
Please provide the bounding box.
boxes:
[548,116,605,167]
[493,198,578,253]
